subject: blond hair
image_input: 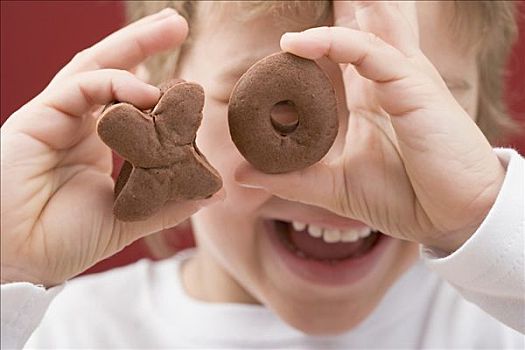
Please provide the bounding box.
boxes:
[126,2,332,85]
[126,1,520,258]
[127,1,520,145]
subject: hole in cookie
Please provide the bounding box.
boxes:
[270,100,299,136]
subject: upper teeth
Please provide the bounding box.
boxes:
[291,220,372,244]
[292,221,307,231]
[323,228,341,243]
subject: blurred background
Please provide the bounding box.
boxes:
[1,1,524,275]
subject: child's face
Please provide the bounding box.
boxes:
[176,2,479,334]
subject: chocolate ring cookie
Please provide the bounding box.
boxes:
[228,52,338,174]
[97,80,222,222]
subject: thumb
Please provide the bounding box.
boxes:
[235,162,351,218]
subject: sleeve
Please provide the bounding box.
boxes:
[1,282,64,349]
[421,148,525,334]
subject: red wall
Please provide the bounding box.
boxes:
[1,1,524,273]
[0,1,153,271]
[506,2,525,149]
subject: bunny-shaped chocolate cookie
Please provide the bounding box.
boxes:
[97,81,222,221]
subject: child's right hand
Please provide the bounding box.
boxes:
[1,9,219,287]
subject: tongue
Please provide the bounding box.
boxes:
[289,226,372,260]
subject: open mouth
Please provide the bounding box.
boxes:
[260,198,392,285]
[272,219,383,263]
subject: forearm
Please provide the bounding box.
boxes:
[422,148,525,333]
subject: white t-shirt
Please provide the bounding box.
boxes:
[1,149,524,349]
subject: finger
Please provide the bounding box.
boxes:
[126,7,178,29]
[340,1,419,55]
[46,69,159,116]
[281,26,413,84]
[114,188,226,244]
[15,70,159,150]
[348,1,443,86]
[54,10,187,79]
[235,161,351,218]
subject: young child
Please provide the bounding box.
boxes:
[1,1,524,348]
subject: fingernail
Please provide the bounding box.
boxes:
[238,183,265,190]
[157,8,178,18]
[197,190,226,207]
[282,32,301,39]
[144,84,161,100]
[151,8,180,23]
[281,32,301,46]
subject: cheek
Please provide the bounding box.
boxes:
[191,205,268,304]
[192,98,272,267]
[195,101,237,173]
[452,85,480,121]
[192,206,261,269]
[196,99,271,208]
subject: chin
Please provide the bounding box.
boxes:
[273,296,375,336]
[254,216,420,336]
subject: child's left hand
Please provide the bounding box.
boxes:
[236,1,505,253]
